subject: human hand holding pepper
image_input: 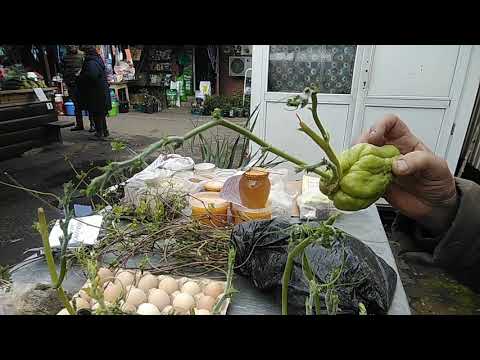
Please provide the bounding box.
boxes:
[357,115,458,236]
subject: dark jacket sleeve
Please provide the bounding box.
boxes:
[392,178,480,290]
[79,60,102,84]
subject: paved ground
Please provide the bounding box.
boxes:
[1,108,480,314]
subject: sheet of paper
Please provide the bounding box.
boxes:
[33,88,48,102]
[48,215,103,248]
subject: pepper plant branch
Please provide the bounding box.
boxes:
[296,114,343,182]
[37,208,75,314]
[309,90,330,142]
[87,115,333,195]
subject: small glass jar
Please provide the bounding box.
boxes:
[239,167,271,209]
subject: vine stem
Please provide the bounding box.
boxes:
[87,117,332,195]
[37,208,75,315]
[281,236,316,315]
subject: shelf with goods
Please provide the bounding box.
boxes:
[127,45,194,112]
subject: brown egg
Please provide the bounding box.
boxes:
[137,274,159,292]
[103,282,123,303]
[148,288,171,311]
[197,295,216,312]
[125,287,147,307]
[204,282,225,299]
[172,293,195,312]
[115,270,136,287]
[181,281,201,296]
[97,267,114,285]
[159,277,179,294]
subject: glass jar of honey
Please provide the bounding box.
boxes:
[189,192,229,227]
[239,167,271,209]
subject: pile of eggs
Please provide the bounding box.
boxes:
[57,267,227,315]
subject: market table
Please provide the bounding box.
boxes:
[7,205,410,315]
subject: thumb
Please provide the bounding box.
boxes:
[392,151,438,177]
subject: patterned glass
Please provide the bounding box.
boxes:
[268,45,357,94]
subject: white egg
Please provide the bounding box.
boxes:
[148,288,171,311]
[97,267,114,285]
[57,308,70,315]
[170,290,181,302]
[121,302,136,313]
[195,308,211,315]
[162,305,174,315]
[74,296,91,310]
[115,270,136,287]
[157,275,167,282]
[137,303,161,315]
[181,281,201,296]
[78,289,91,303]
[137,274,159,292]
[125,287,147,307]
[159,277,179,294]
[172,293,195,312]
[197,295,216,312]
[103,282,123,303]
[204,282,225,299]
[92,301,112,311]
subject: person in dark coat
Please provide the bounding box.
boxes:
[62,45,92,131]
[77,45,111,138]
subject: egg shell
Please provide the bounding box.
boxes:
[157,275,167,282]
[195,308,211,315]
[194,293,204,304]
[162,305,174,315]
[125,287,147,307]
[148,288,171,311]
[177,277,190,288]
[78,289,92,303]
[103,282,124,303]
[181,281,201,296]
[197,295,216,312]
[172,293,195,312]
[121,302,137,313]
[159,277,179,294]
[137,274,159,292]
[115,271,136,287]
[74,297,91,310]
[137,303,161,315]
[97,267,114,285]
[204,282,225,299]
[170,290,181,302]
[57,308,70,315]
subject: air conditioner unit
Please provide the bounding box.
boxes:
[229,56,252,77]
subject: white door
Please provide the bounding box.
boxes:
[350,45,479,172]
[250,45,365,176]
[251,45,480,174]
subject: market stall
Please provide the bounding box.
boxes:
[0,88,411,316]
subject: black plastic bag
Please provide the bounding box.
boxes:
[231,217,397,314]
